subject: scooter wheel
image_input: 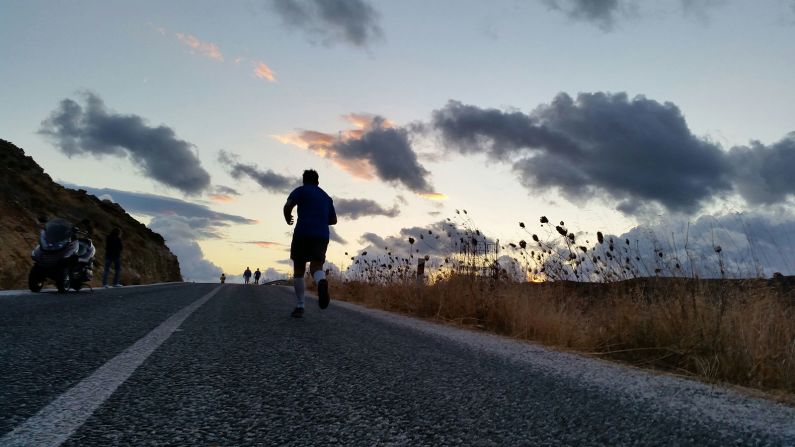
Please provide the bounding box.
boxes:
[55,268,71,293]
[28,268,44,293]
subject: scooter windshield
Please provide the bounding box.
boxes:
[42,218,74,249]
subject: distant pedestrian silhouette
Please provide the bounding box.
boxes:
[103,227,123,288]
[243,267,252,284]
[220,273,226,284]
[284,169,337,318]
[254,268,261,285]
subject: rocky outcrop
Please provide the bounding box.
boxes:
[0,139,182,289]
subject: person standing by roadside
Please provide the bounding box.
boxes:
[284,169,337,318]
[103,227,123,288]
[254,268,261,285]
[243,267,252,284]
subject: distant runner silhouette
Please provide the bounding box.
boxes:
[284,169,337,318]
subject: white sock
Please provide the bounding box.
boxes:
[313,270,326,284]
[293,277,305,308]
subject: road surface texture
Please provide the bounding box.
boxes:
[1,283,794,446]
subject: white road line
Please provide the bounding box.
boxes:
[0,285,222,447]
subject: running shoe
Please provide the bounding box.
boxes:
[291,307,305,318]
[318,279,330,309]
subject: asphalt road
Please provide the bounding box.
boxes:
[1,283,794,446]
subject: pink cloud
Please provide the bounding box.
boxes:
[208,193,235,203]
[176,33,224,61]
[253,61,276,82]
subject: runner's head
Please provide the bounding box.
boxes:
[302,169,319,185]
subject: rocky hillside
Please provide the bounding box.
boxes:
[0,139,182,289]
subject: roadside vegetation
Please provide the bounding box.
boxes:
[333,213,795,396]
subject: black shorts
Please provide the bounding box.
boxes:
[290,235,329,263]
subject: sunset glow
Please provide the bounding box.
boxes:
[3,1,794,282]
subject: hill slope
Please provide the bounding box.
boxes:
[0,139,181,289]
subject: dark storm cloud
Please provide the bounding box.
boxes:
[281,115,437,194]
[39,92,211,195]
[334,197,399,219]
[68,185,257,234]
[269,0,383,48]
[729,133,795,205]
[432,92,734,214]
[218,150,296,193]
[544,0,623,31]
[332,120,435,193]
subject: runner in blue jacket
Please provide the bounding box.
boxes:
[283,169,337,318]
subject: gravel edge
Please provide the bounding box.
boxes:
[310,289,795,440]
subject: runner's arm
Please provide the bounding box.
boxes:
[284,198,296,225]
[328,200,337,226]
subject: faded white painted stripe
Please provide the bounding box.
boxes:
[0,285,222,447]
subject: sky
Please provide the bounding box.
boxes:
[2,0,795,281]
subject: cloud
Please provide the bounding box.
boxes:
[218,150,296,193]
[680,0,726,23]
[70,185,260,282]
[148,216,223,282]
[253,61,277,82]
[544,0,727,30]
[275,114,437,194]
[330,227,347,244]
[214,185,240,196]
[346,219,497,279]
[432,93,734,215]
[728,133,795,205]
[262,267,289,281]
[157,27,277,83]
[175,33,224,61]
[356,220,493,259]
[269,0,383,48]
[208,185,240,203]
[67,185,256,235]
[39,92,212,195]
[543,0,626,31]
[334,197,399,219]
[615,210,795,278]
[240,240,286,249]
[358,231,387,248]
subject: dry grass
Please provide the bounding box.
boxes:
[335,275,795,395]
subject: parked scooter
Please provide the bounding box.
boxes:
[29,218,96,293]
